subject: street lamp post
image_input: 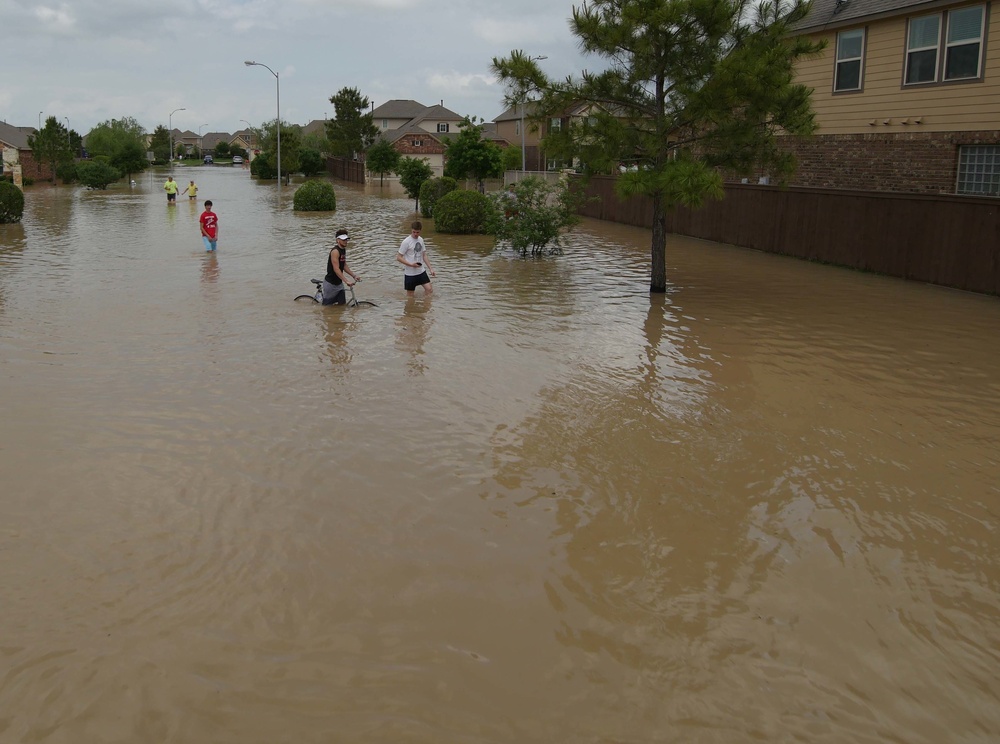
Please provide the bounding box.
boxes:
[199,124,208,158]
[520,55,547,176]
[244,60,280,186]
[38,111,43,131]
[169,107,186,164]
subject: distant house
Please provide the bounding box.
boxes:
[1,120,51,181]
[231,130,256,159]
[492,103,544,171]
[788,0,1000,195]
[171,129,200,158]
[200,132,229,155]
[369,100,468,176]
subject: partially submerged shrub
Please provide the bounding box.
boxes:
[433,189,492,234]
[293,179,337,211]
[485,176,582,255]
[419,176,458,218]
[76,160,121,190]
[0,180,25,223]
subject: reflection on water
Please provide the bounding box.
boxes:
[396,297,432,376]
[1,172,999,743]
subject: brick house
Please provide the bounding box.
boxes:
[1,120,53,181]
[788,0,1000,195]
[370,100,468,176]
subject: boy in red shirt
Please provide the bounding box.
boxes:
[200,200,219,252]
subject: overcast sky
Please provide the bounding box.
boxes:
[1,0,596,136]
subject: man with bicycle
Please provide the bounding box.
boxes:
[322,229,360,305]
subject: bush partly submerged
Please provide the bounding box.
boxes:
[419,176,458,218]
[293,180,337,212]
[433,189,492,234]
[0,180,25,223]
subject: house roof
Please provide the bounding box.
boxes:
[302,119,327,136]
[371,99,431,119]
[0,121,34,149]
[795,0,943,31]
[415,104,463,121]
[381,124,447,146]
[492,102,541,122]
[201,132,230,150]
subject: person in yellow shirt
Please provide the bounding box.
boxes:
[164,176,180,204]
[181,180,198,200]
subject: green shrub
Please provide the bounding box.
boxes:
[433,189,493,234]
[293,179,337,212]
[76,160,121,190]
[56,162,78,184]
[0,180,25,223]
[300,148,325,177]
[419,176,458,218]
[485,176,582,255]
[251,154,277,179]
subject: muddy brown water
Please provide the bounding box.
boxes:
[1,166,998,743]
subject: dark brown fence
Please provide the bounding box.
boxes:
[573,175,1000,296]
[326,157,366,184]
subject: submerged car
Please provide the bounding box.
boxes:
[232,156,244,165]
[203,155,214,164]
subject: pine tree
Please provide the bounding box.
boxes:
[492,0,824,293]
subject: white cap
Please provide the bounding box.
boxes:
[336,230,349,240]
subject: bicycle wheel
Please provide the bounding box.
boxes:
[354,300,378,307]
[294,294,319,303]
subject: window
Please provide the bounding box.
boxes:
[412,139,423,147]
[515,120,521,136]
[957,145,1000,196]
[905,6,985,85]
[381,119,388,129]
[437,123,449,133]
[945,6,985,80]
[550,118,562,132]
[834,28,865,91]
[906,15,940,83]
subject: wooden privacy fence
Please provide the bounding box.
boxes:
[573,175,1000,296]
[326,157,366,184]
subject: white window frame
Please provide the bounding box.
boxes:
[437,123,449,133]
[905,6,986,85]
[381,119,388,129]
[834,28,865,92]
[956,144,1000,196]
[515,120,521,136]
[412,139,423,147]
[550,118,562,132]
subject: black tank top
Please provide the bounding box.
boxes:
[325,247,346,284]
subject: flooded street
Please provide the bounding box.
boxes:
[1,166,998,743]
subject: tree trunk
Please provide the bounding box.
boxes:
[649,191,668,293]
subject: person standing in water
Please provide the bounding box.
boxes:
[164,176,179,204]
[322,229,360,305]
[396,221,436,296]
[199,200,219,252]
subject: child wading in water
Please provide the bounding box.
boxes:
[200,200,219,251]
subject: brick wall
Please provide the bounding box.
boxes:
[770,131,1000,194]
[394,136,445,156]
[17,149,55,181]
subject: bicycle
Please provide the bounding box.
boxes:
[294,278,378,307]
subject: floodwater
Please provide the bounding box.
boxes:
[1,165,998,744]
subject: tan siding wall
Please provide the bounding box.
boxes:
[796,5,1000,134]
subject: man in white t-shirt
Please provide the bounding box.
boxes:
[396,220,436,296]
